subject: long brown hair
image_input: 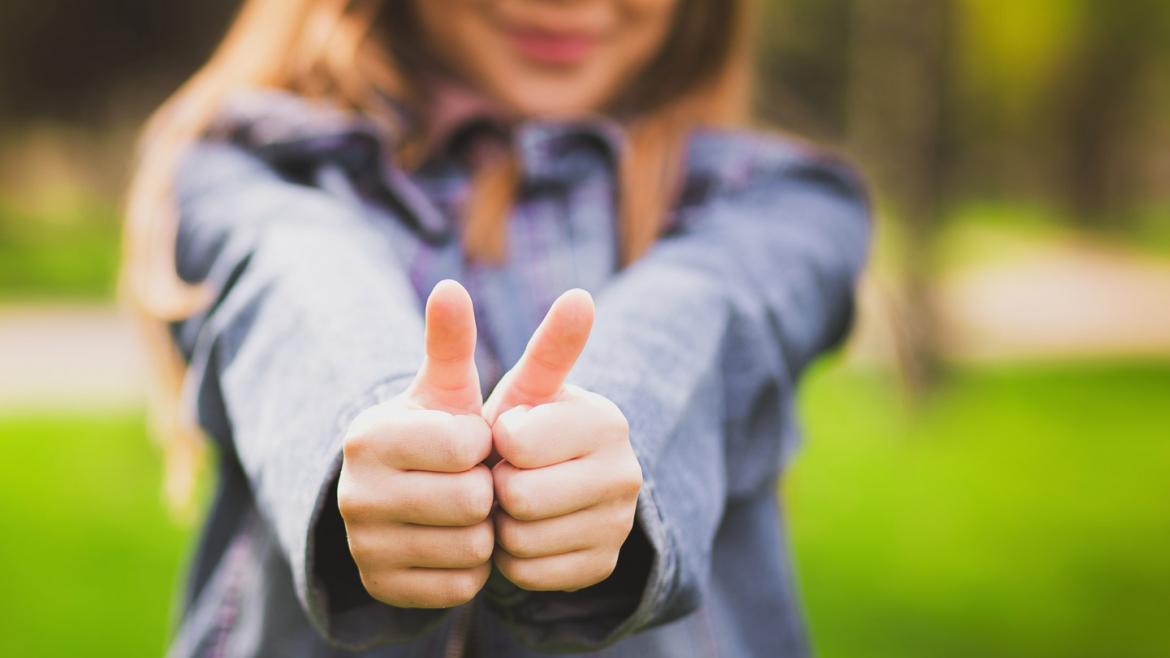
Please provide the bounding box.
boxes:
[124,0,755,512]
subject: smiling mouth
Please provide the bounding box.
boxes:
[506,26,599,66]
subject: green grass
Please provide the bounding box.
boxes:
[0,198,121,301]
[0,362,1167,656]
[939,202,1170,266]
[790,361,1170,658]
[0,411,189,657]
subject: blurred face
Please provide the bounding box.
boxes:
[410,0,680,118]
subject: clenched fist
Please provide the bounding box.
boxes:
[484,290,643,592]
[338,280,494,608]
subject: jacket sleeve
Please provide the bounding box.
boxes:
[171,140,447,649]
[490,145,872,650]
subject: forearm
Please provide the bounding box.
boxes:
[493,149,870,649]
[174,142,450,648]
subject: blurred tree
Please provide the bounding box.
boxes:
[3,0,1168,362]
[1054,0,1170,224]
[845,0,956,393]
[755,0,853,141]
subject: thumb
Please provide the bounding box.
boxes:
[484,288,594,422]
[410,279,483,414]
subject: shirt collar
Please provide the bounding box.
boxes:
[512,117,625,186]
[415,74,515,162]
[417,75,626,183]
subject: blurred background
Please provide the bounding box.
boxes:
[1,1,1168,656]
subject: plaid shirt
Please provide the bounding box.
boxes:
[168,89,870,657]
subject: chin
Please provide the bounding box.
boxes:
[492,76,613,120]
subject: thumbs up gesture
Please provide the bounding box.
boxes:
[338,280,495,608]
[484,289,643,593]
[337,282,641,607]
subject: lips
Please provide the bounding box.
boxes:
[507,26,599,66]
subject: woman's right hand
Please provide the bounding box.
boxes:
[337,280,495,608]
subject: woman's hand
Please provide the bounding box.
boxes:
[337,280,494,608]
[483,290,643,592]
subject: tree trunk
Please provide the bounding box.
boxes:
[846,0,955,396]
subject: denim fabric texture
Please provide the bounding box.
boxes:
[165,90,870,658]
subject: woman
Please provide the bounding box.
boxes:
[124,0,871,655]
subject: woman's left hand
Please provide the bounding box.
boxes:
[482,290,643,592]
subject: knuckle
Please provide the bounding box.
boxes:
[504,447,539,471]
[344,406,377,438]
[346,530,375,565]
[357,568,396,605]
[621,461,644,498]
[455,469,494,523]
[610,414,630,441]
[492,420,524,465]
[497,518,537,558]
[341,428,374,464]
[563,552,617,592]
[444,569,487,605]
[439,420,490,471]
[362,568,486,609]
[602,401,629,437]
[342,404,399,462]
[607,505,638,542]
[463,522,495,564]
[498,555,540,591]
[586,394,628,438]
[497,476,537,521]
[493,406,537,466]
[590,552,620,586]
[451,437,486,471]
[336,478,375,522]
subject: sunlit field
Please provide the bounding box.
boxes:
[2,361,1167,657]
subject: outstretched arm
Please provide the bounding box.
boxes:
[486,144,871,650]
[173,141,458,649]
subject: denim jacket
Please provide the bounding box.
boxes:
[166,90,870,657]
